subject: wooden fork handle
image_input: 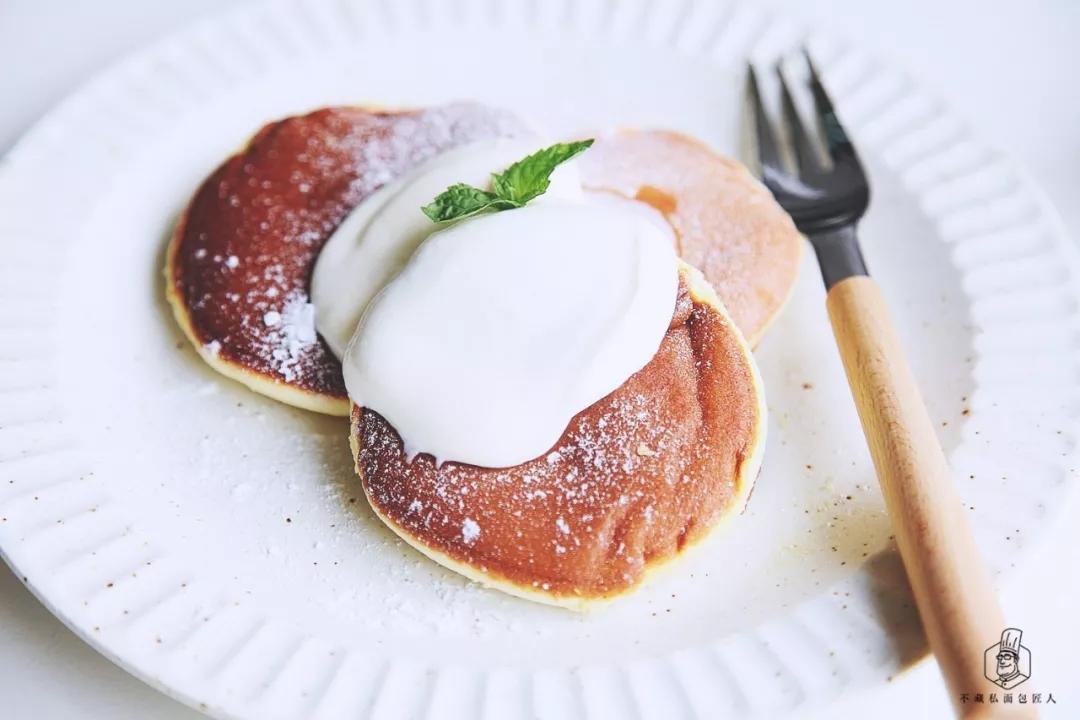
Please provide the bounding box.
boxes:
[826,277,1034,719]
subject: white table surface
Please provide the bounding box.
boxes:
[1,1,1077,717]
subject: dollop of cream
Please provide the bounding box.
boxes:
[312,139,679,467]
[312,139,582,358]
[342,199,678,467]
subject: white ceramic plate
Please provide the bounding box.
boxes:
[1,1,1077,718]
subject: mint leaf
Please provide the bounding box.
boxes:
[421,184,517,223]
[421,139,594,224]
[490,139,593,205]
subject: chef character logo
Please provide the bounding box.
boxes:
[984,627,1031,690]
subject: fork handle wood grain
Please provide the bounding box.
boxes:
[826,276,1035,719]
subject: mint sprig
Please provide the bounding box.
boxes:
[421,139,594,223]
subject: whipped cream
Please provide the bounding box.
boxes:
[312,139,582,358]
[312,141,678,467]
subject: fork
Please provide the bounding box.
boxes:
[748,54,1032,719]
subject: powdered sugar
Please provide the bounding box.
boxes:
[365,385,676,542]
[355,285,756,596]
[461,518,481,545]
[578,130,801,343]
[176,103,525,394]
[266,294,317,382]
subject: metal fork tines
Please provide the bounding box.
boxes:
[747,52,871,289]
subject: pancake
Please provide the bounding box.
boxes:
[579,129,803,346]
[350,263,766,608]
[165,103,524,415]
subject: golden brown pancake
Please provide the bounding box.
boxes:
[579,129,803,346]
[165,103,524,415]
[350,264,766,608]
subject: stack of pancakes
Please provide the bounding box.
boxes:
[166,103,801,608]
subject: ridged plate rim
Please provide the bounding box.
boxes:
[0,0,1077,718]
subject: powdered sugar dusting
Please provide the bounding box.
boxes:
[176,103,525,393]
[356,286,756,597]
[360,382,682,594]
[266,293,317,382]
[579,130,801,342]
[462,518,481,545]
